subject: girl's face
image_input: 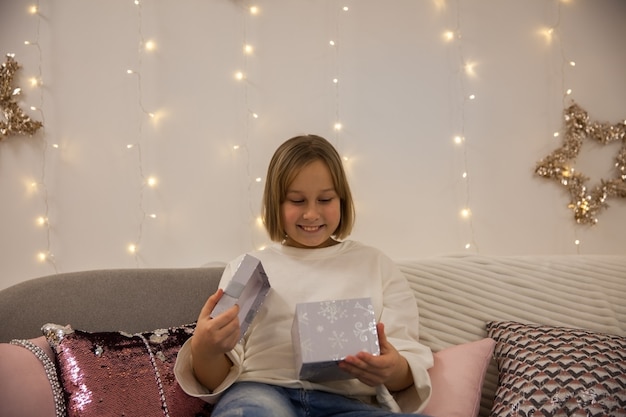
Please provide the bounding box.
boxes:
[281,160,341,249]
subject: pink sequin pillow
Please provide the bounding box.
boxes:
[44,323,212,417]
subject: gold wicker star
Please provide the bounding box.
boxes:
[535,103,626,224]
[1,54,43,140]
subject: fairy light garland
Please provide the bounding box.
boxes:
[233,3,264,250]
[444,0,478,253]
[330,6,349,148]
[126,0,158,264]
[532,0,625,253]
[21,2,57,271]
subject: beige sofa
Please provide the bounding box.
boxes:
[1,254,625,417]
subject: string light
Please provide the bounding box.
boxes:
[22,0,58,271]
[330,5,346,148]
[445,0,478,252]
[543,0,581,252]
[127,0,160,263]
[144,40,156,51]
[234,2,265,250]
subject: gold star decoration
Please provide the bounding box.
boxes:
[1,54,43,140]
[535,102,626,225]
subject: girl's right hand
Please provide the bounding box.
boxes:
[190,289,240,390]
[192,289,241,357]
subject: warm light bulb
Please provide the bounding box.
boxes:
[464,62,476,77]
[29,77,39,87]
[144,40,156,51]
[574,239,580,245]
[569,61,576,67]
[149,213,157,219]
[127,69,134,74]
[541,27,554,44]
[250,6,259,15]
[244,44,253,54]
[329,40,336,46]
[147,176,158,187]
[255,177,262,183]
[251,112,259,119]
[28,5,38,14]
[461,208,471,218]
[553,132,559,138]
[454,136,464,144]
[443,31,455,41]
[465,243,471,249]
[342,6,349,11]
[235,71,244,80]
[566,89,572,95]
[37,252,47,262]
[36,216,47,226]
[333,78,338,84]
[462,172,468,179]
[468,94,476,100]
[334,123,342,131]
[128,244,137,254]
[233,145,240,150]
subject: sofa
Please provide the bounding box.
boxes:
[1,254,625,417]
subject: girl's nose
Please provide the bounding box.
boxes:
[303,204,320,220]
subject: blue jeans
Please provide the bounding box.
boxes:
[211,381,428,417]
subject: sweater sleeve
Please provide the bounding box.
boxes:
[173,257,247,403]
[376,254,433,413]
[173,338,244,404]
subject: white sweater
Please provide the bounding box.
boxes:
[174,241,433,413]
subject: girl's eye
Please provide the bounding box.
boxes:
[319,197,334,203]
[289,199,304,204]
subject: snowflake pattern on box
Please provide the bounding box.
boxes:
[292,297,380,382]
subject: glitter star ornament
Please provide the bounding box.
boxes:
[1,54,43,140]
[535,103,626,225]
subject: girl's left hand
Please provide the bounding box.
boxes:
[338,322,413,392]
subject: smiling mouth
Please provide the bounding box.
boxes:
[299,225,324,232]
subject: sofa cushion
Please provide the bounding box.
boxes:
[423,338,495,417]
[0,336,57,417]
[43,323,213,417]
[487,321,626,417]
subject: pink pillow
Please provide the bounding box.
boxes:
[422,338,495,417]
[0,336,56,417]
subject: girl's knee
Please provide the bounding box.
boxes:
[212,382,296,417]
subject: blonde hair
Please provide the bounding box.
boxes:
[262,135,355,242]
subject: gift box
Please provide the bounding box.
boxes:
[291,297,379,382]
[210,254,271,339]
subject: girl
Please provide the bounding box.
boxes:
[175,135,433,416]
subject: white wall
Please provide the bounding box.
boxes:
[1,0,625,290]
